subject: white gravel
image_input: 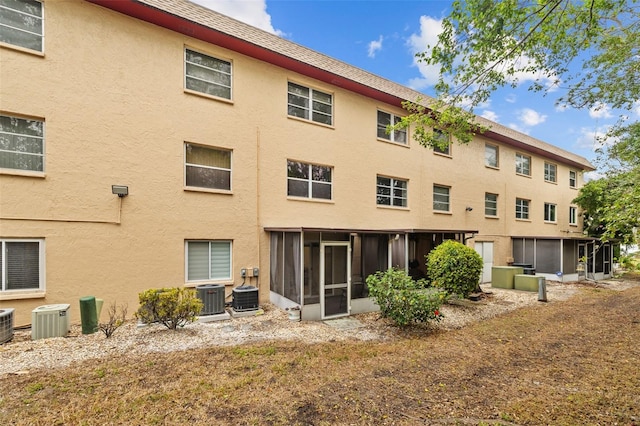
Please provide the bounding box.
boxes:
[1,279,631,377]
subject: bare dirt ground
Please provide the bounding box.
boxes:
[1,274,639,425]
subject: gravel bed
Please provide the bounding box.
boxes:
[0,280,628,377]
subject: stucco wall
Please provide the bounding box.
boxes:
[1,0,587,326]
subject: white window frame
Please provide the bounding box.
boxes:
[485,143,499,168]
[0,238,45,293]
[516,198,530,220]
[569,170,577,188]
[544,162,557,183]
[184,48,232,100]
[376,175,408,207]
[287,82,333,126]
[515,153,531,176]
[569,206,577,226]
[184,143,232,191]
[185,240,232,282]
[0,113,45,173]
[485,193,498,217]
[433,185,451,212]
[0,0,44,53]
[287,160,332,200]
[544,202,557,222]
[376,110,406,144]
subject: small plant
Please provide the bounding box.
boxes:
[366,268,447,327]
[98,302,128,338]
[426,240,483,298]
[135,287,203,330]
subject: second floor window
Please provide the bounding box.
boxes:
[516,198,530,220]
[433,185,450,212]
[377,111,406,144]
[544,162,557,183]
[0,0,43,52]
[544,202,557,222]
[515,153,531,176]
[376,176,407,207]
[185,143,231,191]
[485,193,498,216]
[185,49,232,100]
[0,114,44,172]
[569,206,577,225]
[287,160,332,200]
[287,82,333,126]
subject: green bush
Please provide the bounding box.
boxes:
[135,287,203,330]
[366,268,447,327]
[427,240,483,298]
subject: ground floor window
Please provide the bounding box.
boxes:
[0,239,44,292]
[185,240,232,282]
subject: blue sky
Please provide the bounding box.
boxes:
[190,0,639,170]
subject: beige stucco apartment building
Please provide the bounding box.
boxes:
[1,0,610,326]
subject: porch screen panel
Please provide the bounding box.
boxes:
[512,239,524,264]
[283,232,301,303]
[269,233,284,294]
[595,244,604,273]
[563,241,578,273]
[391,235,405,269]
[362,234,388,279]
[524,239,535,266]
[536,239,561,273]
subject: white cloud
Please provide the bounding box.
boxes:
[589,102,613,119]
[407,15,445,88]
[517,108,547,127]
[480,110,499,122]
[368,36,384,58]
[633,100,640,117]
[575,126,615,150]
[190,0,283,36]
[555,103,569,112]
[505,93,517,103]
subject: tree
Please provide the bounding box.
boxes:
[573,122,640,244]
[395,0,639,243]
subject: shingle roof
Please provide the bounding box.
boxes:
[94,0,595,171]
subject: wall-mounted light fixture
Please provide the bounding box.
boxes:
[465,206,473,211]
[111,185,129,197]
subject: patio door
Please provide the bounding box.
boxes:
[474,242,494,283]
[320,242,351,319]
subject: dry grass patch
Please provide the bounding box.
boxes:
[1,278,639,425]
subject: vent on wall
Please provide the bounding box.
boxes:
[0,308,15,344]
[31,304,71,340]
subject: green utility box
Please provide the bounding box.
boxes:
[491,266,524,289]
[514,274,541,292]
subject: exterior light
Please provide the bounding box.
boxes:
[111,185,129,197]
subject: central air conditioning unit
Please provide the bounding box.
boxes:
[195,284,226,315]
[0,308,15,344]
[232,285,259,311]
[31,304,71,340]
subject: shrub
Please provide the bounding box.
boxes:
[366,268,447,327]
[135,287,203,330]
[426,240,483,298]
[98,302,128,338]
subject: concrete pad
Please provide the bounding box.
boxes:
[229,308,264,318]
[197,311,231,323]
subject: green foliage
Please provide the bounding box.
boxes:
[135,288,203,330]
[366,268,447,327]
[426,240,483,298]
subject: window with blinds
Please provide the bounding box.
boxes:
[1,239,43,291]
[186,240,232,282]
